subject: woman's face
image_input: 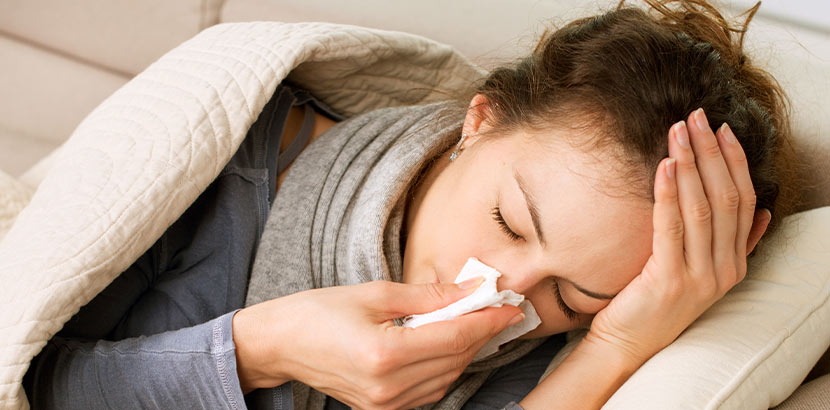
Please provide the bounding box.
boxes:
[402,99,654,338]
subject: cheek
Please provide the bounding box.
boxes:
[433,178,504,283]
[433,211,495,284]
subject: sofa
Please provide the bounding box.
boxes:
[1,0,828,408]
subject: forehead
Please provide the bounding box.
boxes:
[507,133,653,283]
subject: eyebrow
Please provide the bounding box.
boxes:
[513,169,618,301]
[513,170,547,248]
[568,279,618,300]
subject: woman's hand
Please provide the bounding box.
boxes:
[586,108,772,365]
[232,279,524,410]
[522,109,773,410]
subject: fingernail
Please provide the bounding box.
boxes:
[508,313,525,326]
[674,121,689,148]
[761,208,772,220]
[720,123,738,144]
[457,277,484,290]
[665,158,676,179]
[694,108,708,131]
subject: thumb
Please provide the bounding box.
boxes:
[373,278,485,318]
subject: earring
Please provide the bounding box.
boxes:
[449,133,467,162]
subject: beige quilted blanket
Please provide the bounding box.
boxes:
[0,22,483,409]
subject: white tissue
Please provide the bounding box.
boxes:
[402,257,542,360]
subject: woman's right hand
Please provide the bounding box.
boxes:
[520,110,770,410]
[584,110,770,366]
[232,279,525,410]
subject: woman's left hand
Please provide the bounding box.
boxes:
[585,108,772,364]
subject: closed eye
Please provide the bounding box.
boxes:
[491,206,523,242]
[552,280,579,322]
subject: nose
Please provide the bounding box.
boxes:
[496,264,547,296]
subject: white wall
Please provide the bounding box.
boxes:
[727,0,830,33]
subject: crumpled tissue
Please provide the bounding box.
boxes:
[402,257,542,360]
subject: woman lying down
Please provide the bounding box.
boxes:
[23,0,799,409]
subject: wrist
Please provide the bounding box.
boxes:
[520,331,649,410]
[578,330,649,380]
[232,305,292,393]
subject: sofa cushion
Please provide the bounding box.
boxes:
[0,34,128,176]
[0,0,224,76]
[740,19,830,210]
[220,0,604,70]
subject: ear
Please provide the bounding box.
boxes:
[746,209,772,255]
[461,94,495,149]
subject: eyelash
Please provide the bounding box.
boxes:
[491,206,578,321]
[551,280,580,322]
[491,207,523,242]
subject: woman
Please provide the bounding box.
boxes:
[23,0,800,409]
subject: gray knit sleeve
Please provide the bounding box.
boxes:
[24,310,248,410]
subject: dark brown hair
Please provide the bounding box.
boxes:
[473,0,801,235]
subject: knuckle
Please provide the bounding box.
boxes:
[732,149,748,165]
[660,185,679,203]
[677,157,699,172]
[662,279,685,301]
[721,259,746,286]
[702,141,723,158]
[363,344,393,375]
[696,275,719,300]
[451,366,465,381]
[718,187,741,211]
[690,199,712,223]
[736,260,748,282]
[366,280,393,303]
[447,330,472,353]
[449,354,468,376]
[366,384,396,406]
[423,281,446,301]
[664,218,685,240]
[428,390,448,405]
[743,193,757,210]
[434,371,462,398]
[737,259,748,276]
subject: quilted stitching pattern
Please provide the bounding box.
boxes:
[0,171,33,241]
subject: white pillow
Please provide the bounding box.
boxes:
[541,206,830,409]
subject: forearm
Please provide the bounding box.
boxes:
[519,333,645,410]
[25,310,247,410]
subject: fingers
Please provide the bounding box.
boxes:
[686,109,740,285]
[715,122,757,259]
[651,157,684,271]
[367,278,484,318]
[667,120,713,272]
[349,300,519,408]
[667,108,756,290]
[747,209,772,255]
[390,305,523,361]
